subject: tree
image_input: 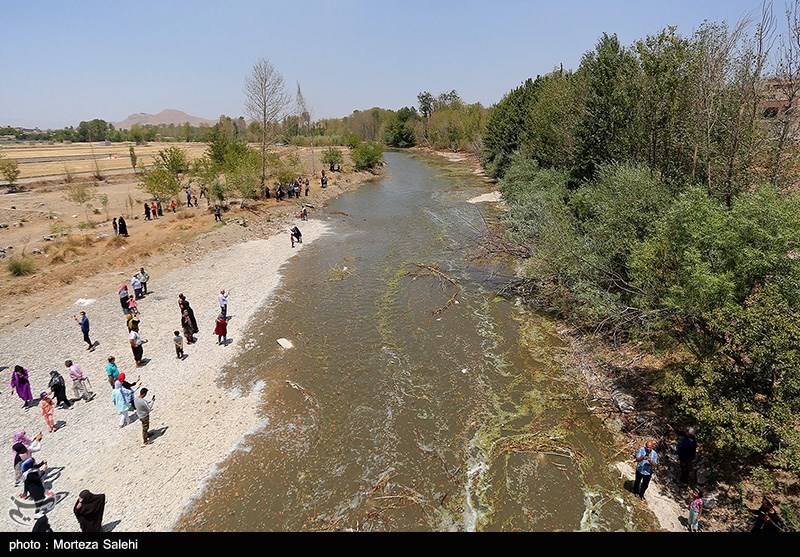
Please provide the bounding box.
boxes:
[384,107,418,147]
[129,146,137,173]
[0,158,21,192]
[244,58,291,194]
[75,119,112,142]
[64,184,96,223]
[98,193,109,219]
[138,146,189,200]
[351,142,383,171]
[321,147,344,170]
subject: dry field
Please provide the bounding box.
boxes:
[0,145,371,334]
[1,141,208,180]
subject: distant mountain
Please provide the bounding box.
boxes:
[114,109,215,129]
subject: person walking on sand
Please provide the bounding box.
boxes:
[632,440,659,500]
[112,217,118,236]
[105,356,119,388]
[173,330,184,359]
[73,311,94,351]
[214,204,222,222]
[215,313,228,345]
[218,289,228,317]
[290,225,302,248]
[134,388,156,446]
[47,370,71,409]
[73,490,105,533]
[137,267,149,295]
[66,360,94,402]
[129,322,147,367]
[10,365,34,408]
[688,487,703,532]
[144,202,151,221]
[39,392,56,433]
[118,215,128,237]
[112,382,133,427]
[178,293,198,333]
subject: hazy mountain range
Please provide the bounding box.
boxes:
[114,109,215,130]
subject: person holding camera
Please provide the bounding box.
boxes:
[134,388,156,446]
[633,440,659,500]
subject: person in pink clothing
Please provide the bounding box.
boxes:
[39,392,56,433]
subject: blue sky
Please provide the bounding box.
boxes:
[1,0,768,128]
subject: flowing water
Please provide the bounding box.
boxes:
[176,151,652,531]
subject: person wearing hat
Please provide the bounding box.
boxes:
[105,356,119,388]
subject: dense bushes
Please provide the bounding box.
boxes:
[351,142,383,171]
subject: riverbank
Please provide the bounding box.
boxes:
[0,218,330,532]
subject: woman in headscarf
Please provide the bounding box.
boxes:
[114,372,139,391]
[117,215,128,237]
[73,490,105,532]
[178,293,198,333]
[181,310,195,344]
[48,370,72,408]
[11,430,37,486]
[10,366,33,407]
[20,458,53,513]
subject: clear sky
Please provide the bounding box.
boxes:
[1,0,769,129]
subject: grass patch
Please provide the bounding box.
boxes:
[7,257,36,276]
[105,235,128,247]
[177,211,196,220]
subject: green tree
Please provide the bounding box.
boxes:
[321,147,344,171]
[64,184,96,223]
[350,142,383,171]
[98,193,109,219]
[0,158,21,192]
[129,146,137,173]
[572,33,640,183]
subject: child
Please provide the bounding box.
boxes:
[128,295,139,317]
[173,330,184,359]
[214,314,228,346]
[688,488,703,532]
[170,199,177,213]
[39,392,56,433]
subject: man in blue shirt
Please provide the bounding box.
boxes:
[633,440,659,500]
[73,311,94,351]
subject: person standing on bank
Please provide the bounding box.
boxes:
[118,215,128,237]
[214,204,222,222]
[73,311,94,351]
[134,388,155,446]
[112,217,118,236]
[118,284,130,313]
[131,273,143,300]
[10,365,34,408]
[137,267,149,296]
[632,440,659,500]
[105,356,119,388]
[66,360,94,402]
[178,293,198,333]
[73,490,105,532]
[218,289,228,317]
[129,322,147,367]
[676,427,698,485]
[214,313,228,346]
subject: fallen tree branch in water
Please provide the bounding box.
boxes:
[285,380,318,407]
[413,263,462,314]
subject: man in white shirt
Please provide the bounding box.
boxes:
[137,267,149,295]
[129,323,147,367]
[134,388,156,446]
[218,290,229,317]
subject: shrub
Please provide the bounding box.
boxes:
[350,142,383,171]
[7,257,36,276]
[321,147,344,171]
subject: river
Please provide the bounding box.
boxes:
[175,151,651,531]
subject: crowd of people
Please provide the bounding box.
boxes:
[6,261,243,531]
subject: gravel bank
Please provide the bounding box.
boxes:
[0,218,328,532]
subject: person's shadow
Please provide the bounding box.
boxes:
[222,338,234,346]
[148,427,169,442]
[102,520,121,532]
[41,466,65,490]
[53,420,67,431]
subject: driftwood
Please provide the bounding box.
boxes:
[413,263,462,315]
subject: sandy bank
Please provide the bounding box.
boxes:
[0,218,328,532]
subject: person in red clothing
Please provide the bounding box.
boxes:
[214,313,228,346]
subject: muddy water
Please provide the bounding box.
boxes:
[176,152,650,531]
